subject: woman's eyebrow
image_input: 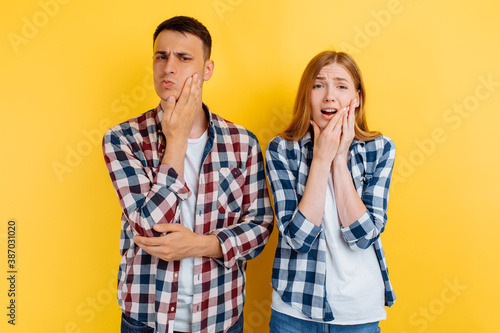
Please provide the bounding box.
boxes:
[315,75,349,82]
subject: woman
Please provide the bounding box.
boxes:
[266,51,396,333]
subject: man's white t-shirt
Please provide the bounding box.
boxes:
[174,130,208,332]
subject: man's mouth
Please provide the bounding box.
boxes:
[162,80,174,88]
[321,109,338,115]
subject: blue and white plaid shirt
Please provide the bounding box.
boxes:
[265,131,396,321]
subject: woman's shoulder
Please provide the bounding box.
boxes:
[351,135,396,167]
[267,135,297,152]
[359,135,395,152]
[268,132,312,150]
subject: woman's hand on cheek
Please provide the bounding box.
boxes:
[335,99,357,161]
[311,107,346,167]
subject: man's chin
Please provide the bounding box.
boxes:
[155,90,179,103]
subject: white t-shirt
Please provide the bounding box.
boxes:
[174,130,208,333]
[272,173,386,324]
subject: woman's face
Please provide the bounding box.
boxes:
[310,63,360,131]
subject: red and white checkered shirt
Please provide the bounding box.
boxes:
[102,104,274,333]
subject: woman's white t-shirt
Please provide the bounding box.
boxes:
[272,173,386,324]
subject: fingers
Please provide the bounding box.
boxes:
[153,222,183,233]
[342,108,349,132]
[310,120,320,139]
[133,235,159,247]
[324,106,349,133]
[176,74,201,112]
[162,95,176,122]
[161,73,202,143]
[176,75,194,106]
[134,224,183,246]
[133,224,197,261]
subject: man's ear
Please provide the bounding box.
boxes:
[203,60,214,81]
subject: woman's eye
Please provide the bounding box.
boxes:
[338,85,347,89]
[313,84,323,89]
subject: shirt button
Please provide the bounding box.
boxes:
[170,306,175,312]
[162,149,165,153]
[174,273,178,278]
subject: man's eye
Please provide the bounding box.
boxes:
[181,57,191,61]
[156,56,166,60]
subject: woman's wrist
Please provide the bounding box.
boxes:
[311,156,334,174]
[333,153,349,166]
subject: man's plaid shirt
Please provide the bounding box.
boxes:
[102,104,273,333]
[265,131,396,321]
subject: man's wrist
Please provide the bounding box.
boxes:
[196,234,223,259]
[161,143,187,173]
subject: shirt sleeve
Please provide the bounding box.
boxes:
[102,127,191,237]
[211,139,274,268]
[265,138,322,253]
[340,138,396,250]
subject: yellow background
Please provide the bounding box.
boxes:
[1,0,499,332]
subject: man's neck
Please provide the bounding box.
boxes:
[188,105,209,139]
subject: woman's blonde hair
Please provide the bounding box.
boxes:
[281,51,381,142]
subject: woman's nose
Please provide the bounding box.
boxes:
[324,86,336,102]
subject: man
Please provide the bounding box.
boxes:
[103,16,273,333]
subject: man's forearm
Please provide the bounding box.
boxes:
[161,141,187,176]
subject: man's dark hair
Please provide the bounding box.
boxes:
[153,16,212,61]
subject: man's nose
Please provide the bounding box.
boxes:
[164,57,176,74]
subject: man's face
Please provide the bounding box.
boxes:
[153,30,212,103]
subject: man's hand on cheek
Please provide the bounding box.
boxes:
[161,73,203,143]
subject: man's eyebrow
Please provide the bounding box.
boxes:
[154,50,168,55]
[174,51,193,57]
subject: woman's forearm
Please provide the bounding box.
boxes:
[297,158,331,226]
[332,155,366,228]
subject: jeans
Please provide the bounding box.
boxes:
[121,312,244,333]
[121,314,153,333]
[269,309,381,333]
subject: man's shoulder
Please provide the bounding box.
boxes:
[210,112,258,144]
[105,109,157,137]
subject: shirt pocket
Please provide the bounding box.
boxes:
[217,167,247,214]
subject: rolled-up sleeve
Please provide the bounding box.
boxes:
[103,128,191,237]
[266,138,322,253]
[341,138,396,250]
